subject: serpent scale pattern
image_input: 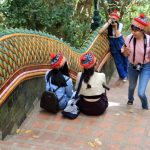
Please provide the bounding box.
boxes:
[0,27,109,90]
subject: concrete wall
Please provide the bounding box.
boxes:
[0,77,45,140]
[100,57,115,83]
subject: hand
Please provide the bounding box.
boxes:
[123,46,130,57]
[111,22,117,29]
[108,19,112,24]
[112,22,117,26]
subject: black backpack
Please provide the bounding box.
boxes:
[40,73,70,114]
[40,90,59,114]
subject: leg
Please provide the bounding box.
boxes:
[138,63,150,109]
[109,36,127,79]
[59,96,68,110]
[111,52,128,79]
[128,63,139,102]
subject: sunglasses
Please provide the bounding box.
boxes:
[131,25,143,32]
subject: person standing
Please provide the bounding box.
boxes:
[108,10,128,82]
[122,13,150,109]
[45,53,73,110]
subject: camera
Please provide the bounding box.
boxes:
[133,63,143,71]
[111,19,116,24]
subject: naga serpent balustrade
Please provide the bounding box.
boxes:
[0,23,110,107]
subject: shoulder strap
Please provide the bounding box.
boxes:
[63,77,70,92]
[129,35,134,62]
[133,37,136,63]
[49,78,59,93]
[74,73,84,99]
[143,34,147,64]
[49,76,70,93]
[65,77,70,83]
[129,35,133,44]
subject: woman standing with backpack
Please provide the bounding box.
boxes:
[122,13,150,109]
[45,53,73,110]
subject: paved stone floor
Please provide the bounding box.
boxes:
[0,70,150,150]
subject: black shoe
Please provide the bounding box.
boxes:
[127,100,133,105]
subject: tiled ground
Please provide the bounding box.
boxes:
[0,70,150,150]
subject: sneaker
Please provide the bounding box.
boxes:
[122,77,128,82]
[127,100,133,105]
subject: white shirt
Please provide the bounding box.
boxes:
[111,23,123,37]
[75,72,106,102]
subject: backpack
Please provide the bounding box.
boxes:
[40,90,59,114]
[62,96,80,119]
[40,74,69,114]
[62,73,84,119]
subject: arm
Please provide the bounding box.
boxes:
[114,23,122,37]
[121,34,132,57]
[100,73,110,90]
[122,45,131,57]
[65,78,73,98]
[108,19,112,24]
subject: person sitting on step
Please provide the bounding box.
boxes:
[45,53,74,110]
[75,52,109,116]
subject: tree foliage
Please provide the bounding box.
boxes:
[0,0,94,47]
[0,0,150,46]
[121,0,150,34]
[98,0,150,35]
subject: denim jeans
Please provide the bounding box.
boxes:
[109,36,128,79]
[59,96,70,110]
[128,62,150,109]
[111,52,128,79]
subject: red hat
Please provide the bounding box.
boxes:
[109,10,120,20]
[80,52,96,69]
[50,53,66,69]
[132,13,148,30]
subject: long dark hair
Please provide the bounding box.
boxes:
[108,22,119,36]
[46,62,70,87]
[59,62,70,77]
[83,66,95,89]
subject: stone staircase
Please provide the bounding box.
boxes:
[0,71,150,150]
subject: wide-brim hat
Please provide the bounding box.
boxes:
[50,53,66,69]
[80,52,96,69]
[132,13,148,30]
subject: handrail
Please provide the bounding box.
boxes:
[0,22,110,106]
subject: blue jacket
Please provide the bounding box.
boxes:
[45,71,73,109]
